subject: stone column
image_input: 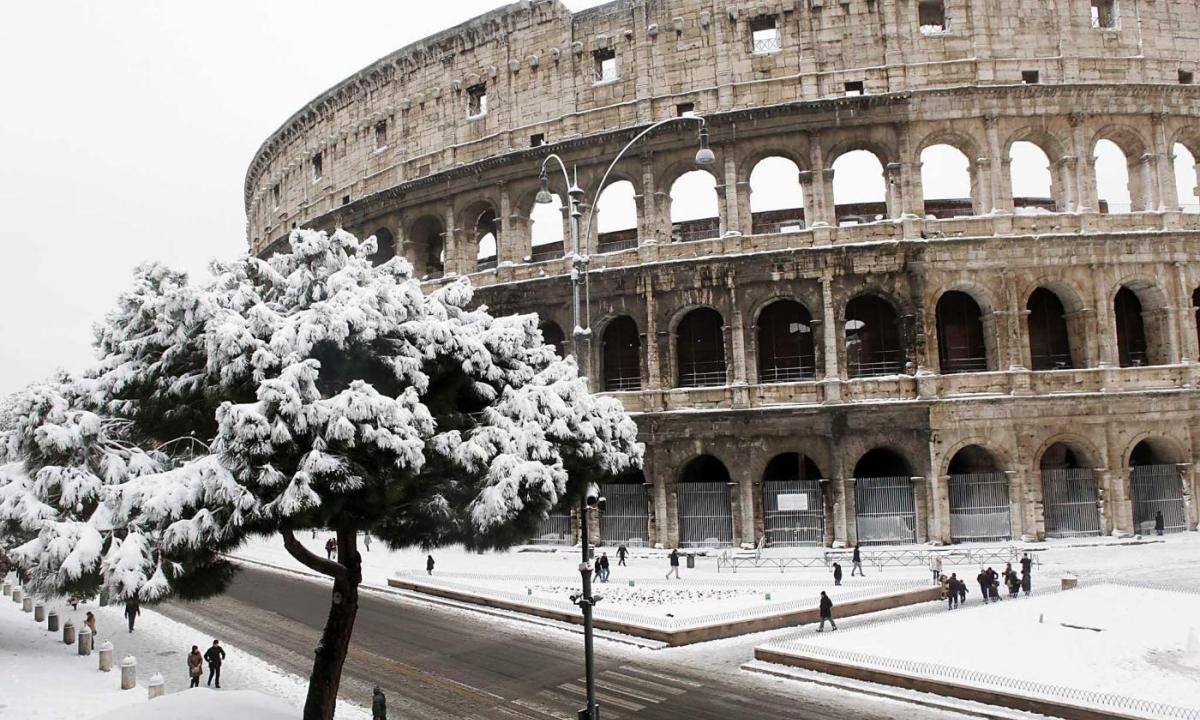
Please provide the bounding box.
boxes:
[1091,265,1116,367]
[818,169,837,226]
[1005,470,1025,540]
[932,475,951,544]
[807,137,833,226]
[844,477,858,546]
[442,202,464,276]
[1149,113,1177,211]
[721,149,742,235]
[1176,463,1197,531]
[639,154,661,244]
[912,476,929,544]
[728,298,748,386]
[642,274,662,390]
[984,115,1011,213]
[830,478,848,546]
[1137,154,1155,213]
[819,273,842,402]
[975,158,995,215]
[496,183,518,266]
[1003,276,1028,370]
[1175,262,1197,364]
[1070,113,1097,213]
[1054,156,1077,212]
[885,163,902,219]
[797,170,817,229]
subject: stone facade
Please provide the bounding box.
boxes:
[246,0,1200,547]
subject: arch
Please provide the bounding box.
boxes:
[1039,440,1102,538]
[675,307,726,388]
[756,299,816,383]
[936,291,988,373]
[1128,439,1187,534]
[676,455,734,547]
[946,444,1011,542]
[1027,287,1074,370]
[853,448,916,545]
[601,315,641,391]
[1114,286,1150,367]
[762,452,824,547]
[1093,137,1135,213]
[471,206,498,268]
[539,321,566,358]
[599,469,649,547]
[669,170,720,243]
[530,192,565,259]
[368,227,395,265]
[595,179,639,252]
[749,156,806,234]
[407,215,445,278]
[845,294,906,378]
[831,150,888,226]
[920,143,974,218]
[1173,142,1199,213]
[1009,140,1056,214]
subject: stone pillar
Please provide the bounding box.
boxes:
[98,641,114,672]
[442,202,463,276]
[831,478,849,546]
[1175,463,1197,531]
[1137,154,1155,212]
[807,137,833,226]
[507,213,532,264]
[642,275,662,390]
[78,627,92,656]
[728,303,748,386]
[21,595,32,613]
[912,476,929,544]
[63,621,75,645]
[797,170,817,229]
[47,611,58,632]
[900,162,924,217]
[819,169,837,226]
[1005,470,1025,540]
[885,163,902,219]
[975,157,995,215]
[34,603,44,622]
[1091,265,1116,367]
[1070,114,1097,213]
[984,115,1010,213]
[147,673,165,699]
[932,475,951,544]
[819,274,842,402]
[721,148,742,235]
[1003,276,1028,371]
[1175,262,1197,364]
[496,183,518,266]
[1055,156,1077,212]
[120,656,137,690]
[639,154,661,244]
[1152,114,1179,211]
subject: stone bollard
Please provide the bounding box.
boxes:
[34,603,45,622]
[22,596,33,612]
[98,641,114,671]
[48,610,59,632]
[78,627,93,656]
[1061,576,1078,591]
[63,620,76,645]
[1,582,9,596]
[120,656,137,690]
[12,588,22,603]
[147,673,164,699]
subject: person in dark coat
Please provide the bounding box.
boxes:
[187,645,204,688]
[617,544,628,566]
[1020,553,1033,596]
[851,545,864,576]
[987,567,1001,601]
[666,549,681,579]
[977,569,991,604]
[372,686,386,720]
[818,591,837,631]
[946,574,960,609]
[1006,570,1020,598]
[426,554,435,575]
[593,556,603,582]
[325,537,337,560]
[599,552,611,582]
[1154,510,1165,535]
[204,639,226,688]
[832,562,843,586]
[124,597,140,632]
[957,576,968,605]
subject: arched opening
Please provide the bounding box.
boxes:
[936,291,988,374]
[1094,139,1133,214]
[1039,442,1101,538]
[473,208,498,270]
[749,156,805,234]
[1129,440,1186,534]
[670,170,720,243]
[530,193,565,262]
[946,445,1011,542]
[832,150,887,226]
[368,227,396,265]
[601,316,641,391]
[1114,286,1149,367]
[1009,141,1056,214]
[540,321,566,358]
[1027,288,1074,370]
[762,453,824,546]
[1173,143,1198,213]
[853,448,916,545]
[845,295,906,378]
[677,455,734,547]
[409,216,445,279]
[676,308,726,388]
[756,300,815,383]
[920,144,974,218]
[599,470,649,547]
[596,180,639,252]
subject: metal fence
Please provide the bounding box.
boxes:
[677,481,734,547]
[530,510,572,544]
[1130,464,1187,533]
[763,479,824,546]
[599,482,649,547]
[948,472,1011,542]
[854,476,917,545]
[678,360,727,388]
[1040,468,1102,538]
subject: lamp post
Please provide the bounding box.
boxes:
[537,115,714,720]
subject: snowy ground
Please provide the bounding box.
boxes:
[0,573,368,720]
[763,583,1200,718]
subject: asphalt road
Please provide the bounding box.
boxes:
[158,566,955,719]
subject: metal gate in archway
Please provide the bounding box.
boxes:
[948,473,1012,542]
[854,476,916,545]
[677,482,734,547]
[1041,468,1101,538]
[763,479,824,546]
[1131,464,1187,533]
[599,482,649,547]
[531,509,572,544]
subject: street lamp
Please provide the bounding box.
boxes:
[538,115,713,720]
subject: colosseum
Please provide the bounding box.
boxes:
[245,0,1200,550]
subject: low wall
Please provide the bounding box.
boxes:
[387,577,940,646]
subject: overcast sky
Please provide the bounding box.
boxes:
[0,1,1187,397]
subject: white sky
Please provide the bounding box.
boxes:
[2,1,1196,396]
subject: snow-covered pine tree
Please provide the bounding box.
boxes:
[0,229,642,720]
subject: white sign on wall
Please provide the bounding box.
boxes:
[777,493,809,511]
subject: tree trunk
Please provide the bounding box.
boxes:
[284,527,361,720]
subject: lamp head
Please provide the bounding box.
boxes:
[535,171,553,204]
[694,126,716,166]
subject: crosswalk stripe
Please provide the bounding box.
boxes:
[543,688,625,720]
[512,695,574,720]
[561,681,647,712]
[604,670,689,696]
[618,664,704,688]
[593,678,657,707]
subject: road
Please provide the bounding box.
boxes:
[158,565,958,719]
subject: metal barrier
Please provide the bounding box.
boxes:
[530,511,571,544]
[854,476,917,545]
[599,482,649,547]
[1041,468,1102,538]
[763,479,824,546]
[948,472,1011,542]
[718,545,1036,573]
[677,481,734,547]
[1130,464,1187,533]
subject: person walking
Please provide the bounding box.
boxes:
[851,545,864,576]
[599,552,610,582]
[363,533,371,552]
[987,567,1001,602]
[977,568,990,604]
[616,544,628,567]
[426,554,435,576]
[666,549,681,579]
[187,645,204,688]
[817,591,837,631]
[204,639,226,688]
[1006,569,1021,598]
[325,537,337,560]
[929,554,943,583]
[124,597,140,633]
[1154,510,1165,536]
[957,575,968,605]
[946,574,960,609]
[1020,553,1033,596]
[84,611,97,639]
[372,686,387,720]
[593,556,602,583]
[832,562,843,586]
